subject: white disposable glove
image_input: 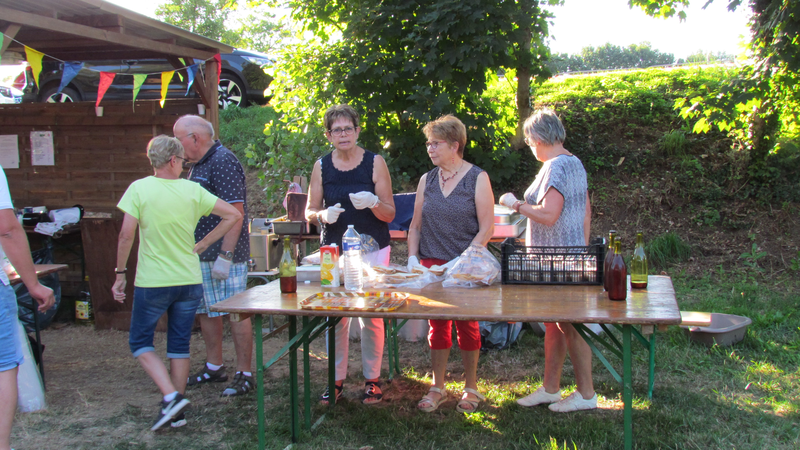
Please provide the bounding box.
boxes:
[349,191,380,210]
[499,193,518,208]
[319,203,345,224]
[407,255,420,272]
[211,255,232,280]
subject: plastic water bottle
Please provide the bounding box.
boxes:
[342,225,363,291]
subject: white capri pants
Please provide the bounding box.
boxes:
[329,246,390,381]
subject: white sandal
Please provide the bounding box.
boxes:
[417,387,448,413]
[456,388,485,413]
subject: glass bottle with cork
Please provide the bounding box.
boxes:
[630,232,648,289]
[279,236,297,293]
[603,230,617,291]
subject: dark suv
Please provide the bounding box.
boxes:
[17,48,272,109]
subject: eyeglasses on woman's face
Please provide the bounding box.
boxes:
[524,136,537,147]
[173,155,190,163]
[425,140,448,150]
[329,126,356,137]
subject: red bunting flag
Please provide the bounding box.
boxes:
[97,72,116,107]
[213,54,221,82]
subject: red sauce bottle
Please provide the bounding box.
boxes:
[607,240,627,301]
[603,230,617,291]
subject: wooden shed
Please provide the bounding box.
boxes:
[1,0,234,329]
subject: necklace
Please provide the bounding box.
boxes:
[439,161,464,190]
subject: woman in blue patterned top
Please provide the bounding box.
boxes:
[305,104,396,405]
[499,108,597,412]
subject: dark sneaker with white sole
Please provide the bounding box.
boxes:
[170,411,187,428]
[221,372,255,397]
[151,393,190,431]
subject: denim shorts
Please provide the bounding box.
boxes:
[196,261,247,317]
[0,283,23,371]
[129,284,202,359]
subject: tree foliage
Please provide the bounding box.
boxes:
[630,0,800,175]
[548,42,676,73]
[156,0,289,54]
[265,0,557,190]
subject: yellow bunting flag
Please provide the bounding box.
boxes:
[24,46,44,88]
[132,74,147,110]
[160,71,174,107]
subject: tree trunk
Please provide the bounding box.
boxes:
[512,24,533,151]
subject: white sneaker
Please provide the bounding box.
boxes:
[516,386,562,407]
[548,391,598,412]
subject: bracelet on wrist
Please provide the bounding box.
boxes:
[513,201,523,213]
[115,268,127,274]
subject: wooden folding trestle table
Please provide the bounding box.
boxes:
[211,275,681,450]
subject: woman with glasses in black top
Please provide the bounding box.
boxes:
[305,104,396,405]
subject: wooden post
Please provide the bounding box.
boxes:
[204,57,220,138]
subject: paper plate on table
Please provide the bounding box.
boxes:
[299,291,409,312]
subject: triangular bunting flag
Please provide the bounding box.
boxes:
[58,62,84,94]
[160,71,175,107]
[132,74,147,110]
[97,72,116,107]
[185,64,198,96]
[24,46,44,88]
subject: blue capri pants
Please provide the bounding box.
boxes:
[129,284,202,359]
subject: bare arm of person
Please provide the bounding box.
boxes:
[406,173,428,259]
[0,209,54,311]
[370,155,396,223]
[584,192,592,246]
[305,159,324,223]
[519,187,564,228]
[470,171,495,247]
[194,199,242,255]
[218,201,245,253]
[112,213,138,303]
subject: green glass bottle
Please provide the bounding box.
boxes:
[603,230,617,291]
[630,232,648,289]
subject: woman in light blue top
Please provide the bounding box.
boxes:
[499,108,596,413]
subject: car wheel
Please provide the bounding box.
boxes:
[42,86,81,103]
[218,74,247,109]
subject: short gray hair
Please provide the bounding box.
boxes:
[523,108,566,146]
[147,135,184,168]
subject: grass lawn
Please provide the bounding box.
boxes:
[12,271,798,449]
[215,271,799,450]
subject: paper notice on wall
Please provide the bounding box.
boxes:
[30,131,54,166]
[0,135,20,169]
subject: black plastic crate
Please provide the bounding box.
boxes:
[501,238,605,285]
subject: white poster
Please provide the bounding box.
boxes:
[0,135,20,169]
[30,131,54,166]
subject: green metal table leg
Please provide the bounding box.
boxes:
[383,319,394,380]
[303,316,311,429]
[328,317,337,406]
[255,314,265,450]
[289,316,299,442]
[649,331,656,399]
[623,325,633,450]
[393,318,400,373]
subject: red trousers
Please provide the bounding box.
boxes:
[421,258,481,351]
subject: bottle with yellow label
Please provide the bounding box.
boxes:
[76,276,94,324]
